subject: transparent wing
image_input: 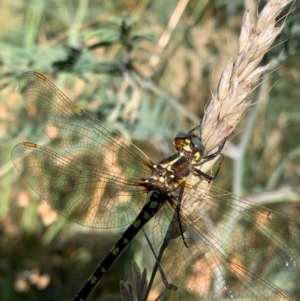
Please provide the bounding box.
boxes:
[153,185,300,300]
[13,72,156,228]
[12,142,151,228]
[18,72,153,181]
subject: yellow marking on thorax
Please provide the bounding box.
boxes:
[160,156,182,169]
[159,176,165,183]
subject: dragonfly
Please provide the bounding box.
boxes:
[12,72,300,301]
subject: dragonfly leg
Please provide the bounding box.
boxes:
[192,137,227,182]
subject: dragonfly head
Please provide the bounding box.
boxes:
[173,133,205,164]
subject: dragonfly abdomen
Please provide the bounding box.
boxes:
[73,191,162,301]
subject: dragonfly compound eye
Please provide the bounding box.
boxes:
[190,136,205,162]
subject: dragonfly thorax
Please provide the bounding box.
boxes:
[145,152,191,194]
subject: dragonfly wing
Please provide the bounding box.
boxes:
[18,72,153,179]
[153,186,300,300]
[12,142,148,229]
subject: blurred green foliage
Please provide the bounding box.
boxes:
[0,0,300,300]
